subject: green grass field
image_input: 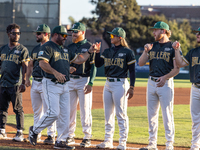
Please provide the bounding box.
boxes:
[4,77,192,149]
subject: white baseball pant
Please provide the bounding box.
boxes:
[31,79,56,138]
[33,78,70,141]
[190,84,200,149]
[68,77,92,139]
[147,77,174,148]
[103,78,129,144]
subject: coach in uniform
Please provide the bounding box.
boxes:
[173,27,200,150]
[66,22,97,148]
[95,27,135,150]
[0,23,29,141]
[138,21,180,150]
[28,25,98,149]
[25,24,56,144]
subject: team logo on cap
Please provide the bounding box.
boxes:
[38,51,44,56]
[81,48,88,52]
[64,49,68,52]
[72,24,76,29]
[37,26,40,30]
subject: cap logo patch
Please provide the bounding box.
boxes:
[72,24,76,28]
[37,26,40,30]
[38,51,44,56]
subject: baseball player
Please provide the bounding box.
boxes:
[66,22,97,148]
[0,23,29,141]
[138,21,180,150]
[173,27,200,150]
[95,27,136,150]
[28,25,98,149]
[25,24,56,144]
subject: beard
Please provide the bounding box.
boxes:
[72,35,83,43]
[56,36,65,45]
[36,38,42,43]
[155,34,163,41]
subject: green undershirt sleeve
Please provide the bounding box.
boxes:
[88,64,97,86]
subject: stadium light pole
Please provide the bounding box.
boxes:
[12,0,15,23]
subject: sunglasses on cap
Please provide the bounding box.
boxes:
[110,34,117,39]
[10,32,21,35]
[71,30,79,33]
[36,32,43,35]
[59,34,68,38]
[196,32,200,35]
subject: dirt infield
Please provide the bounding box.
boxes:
[3,86,191,150]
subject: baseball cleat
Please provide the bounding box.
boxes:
[43,135,55,144]
[80,139,91,147]
[96,141,113,149]
[66,137,75,145]
[13,131,24,142]
[54,141,75,149]
[28,126,38,146]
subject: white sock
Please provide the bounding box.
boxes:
[0,129,5,133]
[17,130,23,133]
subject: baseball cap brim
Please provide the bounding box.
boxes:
[61,32,71,36]
[107,31,116,35]
[192,30,200,33]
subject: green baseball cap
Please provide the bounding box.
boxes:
[34,24,51,33]
[192,27,200,33]
[69,22,86,31]
[107,27,126,38]
[149,21,169,30]
[52,26,71,35]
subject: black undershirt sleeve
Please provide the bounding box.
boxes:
[128,63,136,87]
[95,53,104,67]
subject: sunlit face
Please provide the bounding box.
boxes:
[196,32,200,43]
[9,28,20,42]
[56,33,67,45]
[72,30,84,43]
[153,29,163,41]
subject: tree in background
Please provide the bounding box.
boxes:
[80,0,196,56]
[68,16,76,25]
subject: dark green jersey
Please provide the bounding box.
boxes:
[148,41,176,77]
[30,44,43,78]
[101,46,136,78]
[184,46,200,83]
[0,44,29,87]
[37,41,76,81]
[67,39,95,77]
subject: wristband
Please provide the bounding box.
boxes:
[88,82,93,87]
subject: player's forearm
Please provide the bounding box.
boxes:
[175,49,188,68]
[22,61,28,84]
[39,60,58,75]
[138,51,149,66]
[26,61,33,80]
[163,66,180,79]
[73,52,90,64]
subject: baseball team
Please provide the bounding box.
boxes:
[0,21,199,150]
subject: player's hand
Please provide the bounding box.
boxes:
[126,88,134,100]
[70,67,76,74]
[144,43,153,52]
[172,41,180,50]
[84,85,92,94]
[19,84,26,93]
[25,79,31,87]
[53,71,66,83]
[156,76,167,87]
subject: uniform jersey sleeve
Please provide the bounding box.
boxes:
[127,49,136,65]
[21,47,30,62]
[38,45,52,62]
[183,50,190,65]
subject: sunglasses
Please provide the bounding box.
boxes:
[36,32,43,35]
[71,30,79,33]
[110,34,117,39]
[60,34,68,38]
[10,32,21,35]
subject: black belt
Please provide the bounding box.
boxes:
[70,75,82,79]
[33,77,43,82]
[194,83,200,88]
[51,78,66,85]
[150,77,159,82]
[107,78,121,82]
